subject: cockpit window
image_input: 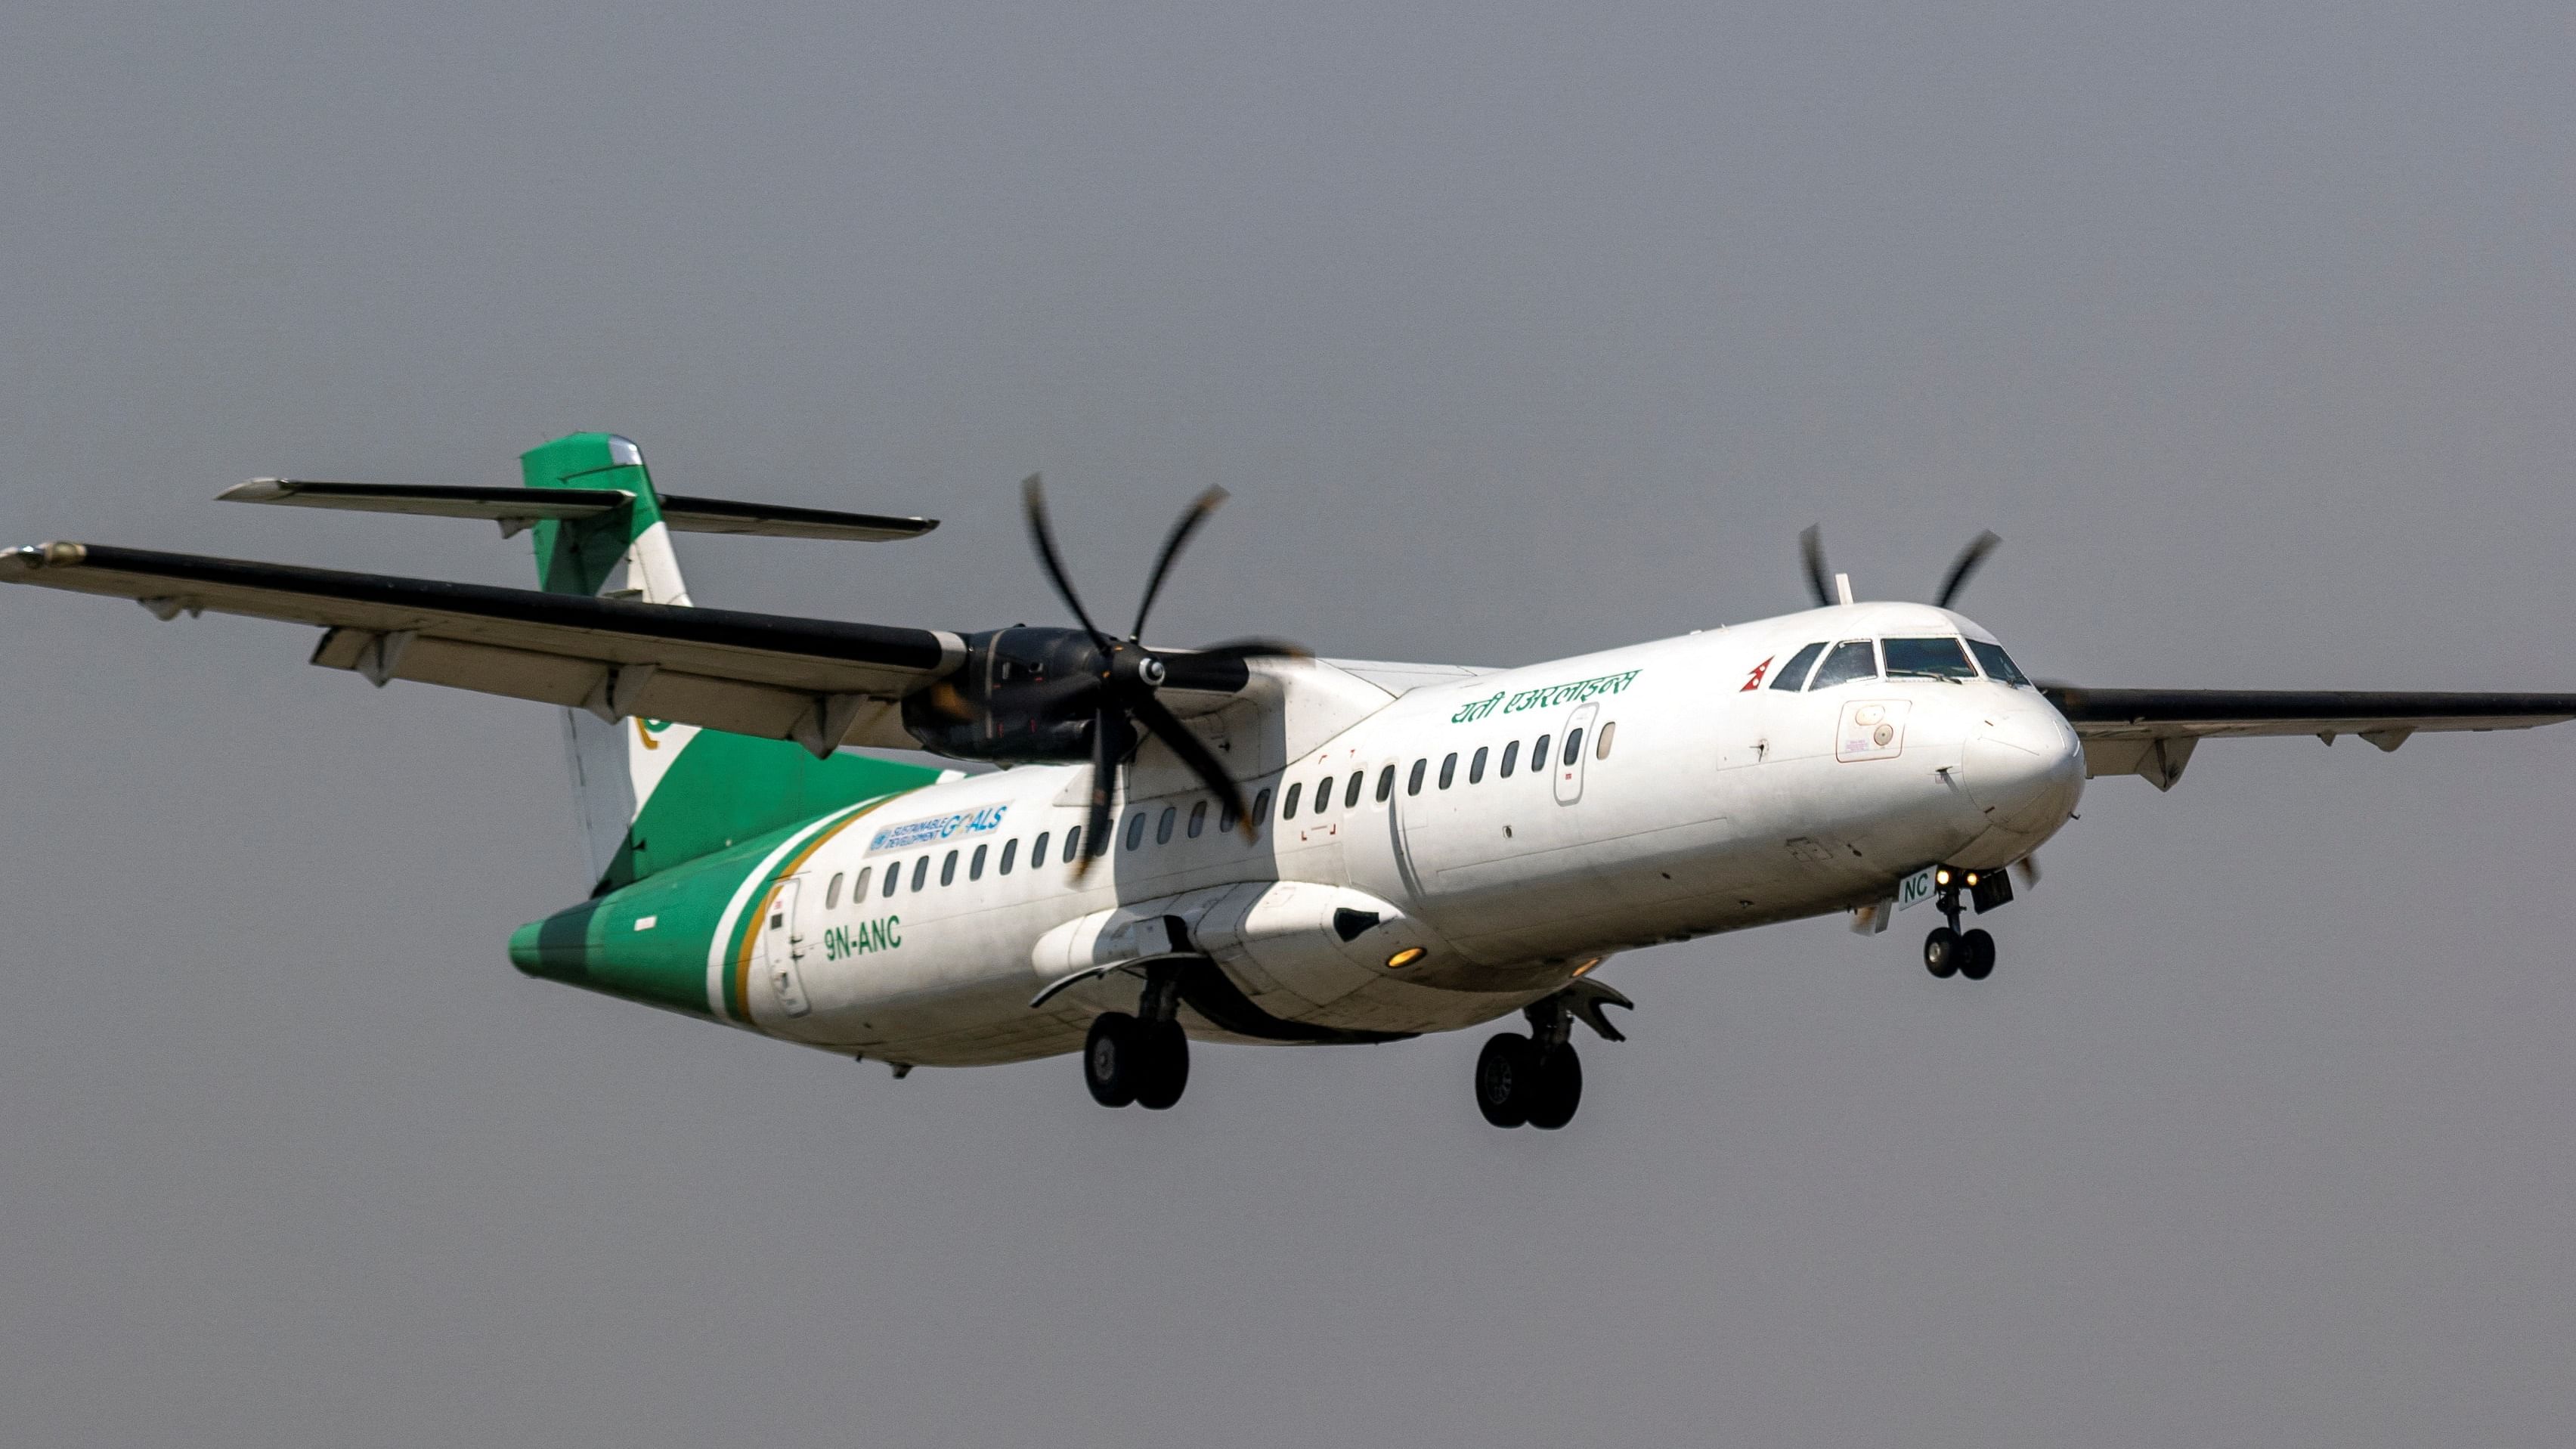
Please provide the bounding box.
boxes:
[1968,639,2030,687]
[1769,642,1827,692]
[1883,636,1977,681]
[1806,639,1879,690]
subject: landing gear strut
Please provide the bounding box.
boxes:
[1083,966,1190,1110]
[1475,995,1590,1129]
[1922,866,1999,982]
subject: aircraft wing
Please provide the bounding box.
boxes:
[2042,686,2576,790]
[0,542,964,754]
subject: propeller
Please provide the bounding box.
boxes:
[1935,530,2002,609]
[1799,525,1833,608]
[1796,526,2002,611]
[1020,475,1299,872]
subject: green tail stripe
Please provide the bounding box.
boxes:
[599,726,943,893]
[522,432,662,596]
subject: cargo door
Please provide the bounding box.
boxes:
[760,877,812,1018]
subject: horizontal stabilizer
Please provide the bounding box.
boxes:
[221,479,938,541]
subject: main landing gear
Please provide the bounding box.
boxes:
[1475,987,1629,1130]
[1084,967,1190,1110]
[1921,865,2004,982]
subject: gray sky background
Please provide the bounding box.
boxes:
[4,3,2573,1444]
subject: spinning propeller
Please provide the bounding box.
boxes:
[1020,476,1301,873]
[1800,525,2003,611]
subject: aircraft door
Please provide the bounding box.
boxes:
[760,877,812,1018]
[1554,703,1599,804]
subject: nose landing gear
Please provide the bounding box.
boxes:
[1922,867,2003,982]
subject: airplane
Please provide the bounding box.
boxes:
[9,432,2574,1129]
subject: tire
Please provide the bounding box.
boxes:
[1959,929,1995,982]
[1133,1018,1190,1110]
[1084,1012,1141,1107]
[1475,1033,1537,1128]
[1924,927,1960,979]
[1525,1045,1583,1131]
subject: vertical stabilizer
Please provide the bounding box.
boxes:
[520,433,940,894]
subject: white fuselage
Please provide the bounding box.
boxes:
[731,601,2085,1067]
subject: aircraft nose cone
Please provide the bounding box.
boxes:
[1959,704,2085,844]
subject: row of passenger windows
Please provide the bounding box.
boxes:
[1767,636,2030,693]
[824,793,1266,908]
[811,717,1624,909]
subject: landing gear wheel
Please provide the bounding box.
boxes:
[1132,1018,1190,1110]
[1924,927,1961,979]
[1475,1033,1539,1128]
[1084,1012,1141,1107]
[1525,1045,1584,1131]
[1958,928,1995,982]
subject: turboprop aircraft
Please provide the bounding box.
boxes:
[10,432,2575,1129]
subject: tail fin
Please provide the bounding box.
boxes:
[521,434,941,894]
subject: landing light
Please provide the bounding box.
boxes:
[1385,946,1426,970]
[1964,872,1980,887]
[1935,868,1952,887]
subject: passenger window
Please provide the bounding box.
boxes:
[1030,832,1048,869]
[1531,735,1550,773]
[1770,641,1828,691]
[1061,829,1080,864]
[1968,639,2031,687]
[1249,788,1271,831]
[1439,753,1458,789]
[1563,728,1583,766]
[1282,782,1302,819]
[969,844,986,881]
[1883,636,1977,680]
[910,857,929,891]
[999,840,1018,876]
[1499,741,1519,778]
[940,850,958,886]
[1091,822,1112,857]
[1407,759,1427,795]
[1218,799,1239,834]
[1187,800,1207,838]
[1375,764,1395,803]
[1312,776,1334,813]
[854,866,872,899]
[1345,772,1364,808]
[1807,639,1879,690]
[1156,807,1176,844]
[1469,747,1488,784]
[1125,813,1147,851]
[883,862,899,898]
[1596,722,1615,759]
[825,872,844,910]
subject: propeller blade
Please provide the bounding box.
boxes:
[1935,530,2002,609]
[1130,692,1255,839]
[1130,486,1228,640]
[1799,525,1833,608]
[1179,637,1309,662]
[1070,707,1129,880]
[1021,474,1113,651]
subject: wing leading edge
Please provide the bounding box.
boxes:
[2043,686,2576,791]
[1,542,964,755]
